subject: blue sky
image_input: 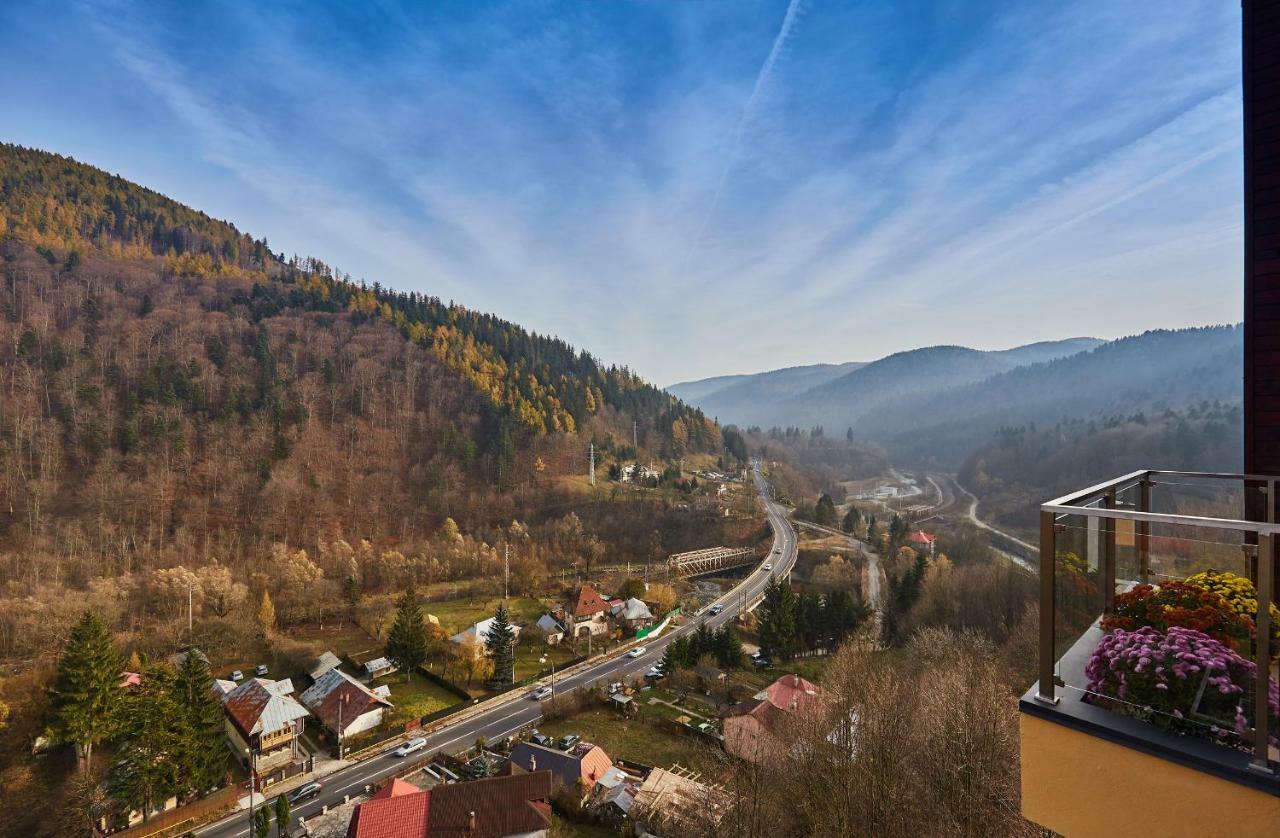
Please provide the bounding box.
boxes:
[0,1,1242,384]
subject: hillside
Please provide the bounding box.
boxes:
[667,361,864,426]
[857,326,1241,468]
[0,144,721,569]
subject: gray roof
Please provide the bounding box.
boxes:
[600,782,635,814]
[309,651,342,680]
[620,598,653,621]
[536,614,564,633]
[222,678,309,737]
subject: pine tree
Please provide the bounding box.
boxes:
[174,648,228,795]
[342,575,361,617]
[692,622,715,660]
[385,586,428,680]
[51,611,124,771]
[484,602,517,691]
[842,506,861,534]
[757,579,798,661]
[108,663,185,820]
[713,625,744,669]
[814,493,837,527]
[253,805,273,837]
[255,590,276,639]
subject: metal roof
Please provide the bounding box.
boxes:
[222,678,309,737]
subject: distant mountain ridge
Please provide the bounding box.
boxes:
[671,337,1102,430]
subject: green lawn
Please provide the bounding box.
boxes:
[537,707,724,777]
[426,596,549,635]
[373,673,463,724]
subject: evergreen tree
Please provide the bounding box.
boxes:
[108,664,185,820]
[692,622,715,660]
[658,642,679,677]
[385,586,428,679]
[796,592,823,651]
[253,805,273,837]
[484,602,517,691]
[50,611,124,771]
[174,648,228,794]
[814,493,837,527]
[757,579,798,661]
[274,793,292,835]
[342,575,361,616]
[713,626,744,669]
[842,506,861,534]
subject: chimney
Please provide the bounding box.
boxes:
[467,811,476,832]
[529,753,536,771]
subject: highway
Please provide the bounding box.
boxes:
[198,464,797,838]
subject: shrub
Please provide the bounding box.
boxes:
[1102,581,1252,648]
[1085,626,1278,748]
[1183,570,1280,650]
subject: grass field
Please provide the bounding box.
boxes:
[426,596,549,635]
[373,673,463,724]
[537,706,724,777]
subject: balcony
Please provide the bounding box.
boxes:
[1019,470,1280,837]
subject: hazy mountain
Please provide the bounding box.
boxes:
[859,326,1242,468]
[668,361,865,426]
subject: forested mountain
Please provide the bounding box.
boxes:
[667,361,864,426]
[857,326,1241,468]
[0,143,720,577]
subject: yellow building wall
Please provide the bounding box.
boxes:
[1020,713,1280,838]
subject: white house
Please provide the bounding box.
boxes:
[451,617,522,657]
[300,668,393,740]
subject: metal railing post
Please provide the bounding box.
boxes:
[1037,509,1058,705]
[1253,531,1273,773]
[1138,478,1151,584]
[1103,490,1117,614]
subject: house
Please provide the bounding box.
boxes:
[534,613,565,645]
[301,668,393,740]
[310,650,342,681]
[630,766,729,835]
[909,530,937,555]
[509,741,613,795]
[615,597,653,629]
[346,771,554,838]
[564,584,611,637]
[724,674,827,764]
[594,781,637,826]
[362,655,397,679]
[211,678,237,697]
[451,617,522,658]
[221,678,309,772]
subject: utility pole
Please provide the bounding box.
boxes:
[187,577,194,637]
[588,443,595,486]
[633,419,638,450]
[503,543,510,600]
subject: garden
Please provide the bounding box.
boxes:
[1083,568,1280,751]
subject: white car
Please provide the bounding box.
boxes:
[762,563,773,571]
[530,686,554,701]
[627,646,647,659]
[394,737,427,757]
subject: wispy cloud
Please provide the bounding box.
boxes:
[0,0,1242,383]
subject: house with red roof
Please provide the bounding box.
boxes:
[346,770,553,838]
[300,667,393,740]
[220,677,309,772]
[561,584,611,638]
[723,673,827,764]
[509,741,614,797]
[909,530,937,555]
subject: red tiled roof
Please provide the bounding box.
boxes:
[346,787,429,838]
[426,770,553,837]
[572,584,610,618]
[765,673,825,715]
[909,531,937,544]
[726,698,789,734]
[301,669,391,735]
[371,778,421,800]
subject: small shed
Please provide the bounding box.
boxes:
[608,692,637,717]
[363,656,397,679]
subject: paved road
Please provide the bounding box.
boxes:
[199,464,797,838]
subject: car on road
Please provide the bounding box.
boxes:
[394,737,427,757]
[557,734,580,751]
[530,731,555,748]
[254,664,269,676]
[287,782,323,804]
[530,686,554,701]
[762,563,773,571]
[708,604,723,615]
[230,670,243,682]
[627,646,647,658]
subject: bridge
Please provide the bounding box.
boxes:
[667,546,758,578]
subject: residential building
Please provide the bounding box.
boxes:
[563,584,611,637]
[451,616,522,653]
[724,673,826,763]
[534,613,564,645]
[362,655,397,679]
[346,771,553,838]
[310,650,342,681]
[908,530,936,555]
[301,667,394,740]
[220,677,309,772]
[613,597,654,629]
[509,741,613,795]
[1019,8,1280,835]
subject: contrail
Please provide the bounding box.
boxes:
[684,0,806,266]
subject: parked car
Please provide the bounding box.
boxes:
[753,656,772,668]
[557,734,580,751]
[530,686,554,701]
[530,730,555,748]
[394,737,427,757]
[254,664,269,676]
[230,670,244,682]
[287,782,323,804]
[627,646,647,659]
[645,665,663,679]
[697,722,716,734]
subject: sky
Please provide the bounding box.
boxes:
[0,0,1243,385]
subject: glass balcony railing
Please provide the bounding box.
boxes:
[1031,470,1278,776]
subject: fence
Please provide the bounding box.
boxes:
[105,784,241,837]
